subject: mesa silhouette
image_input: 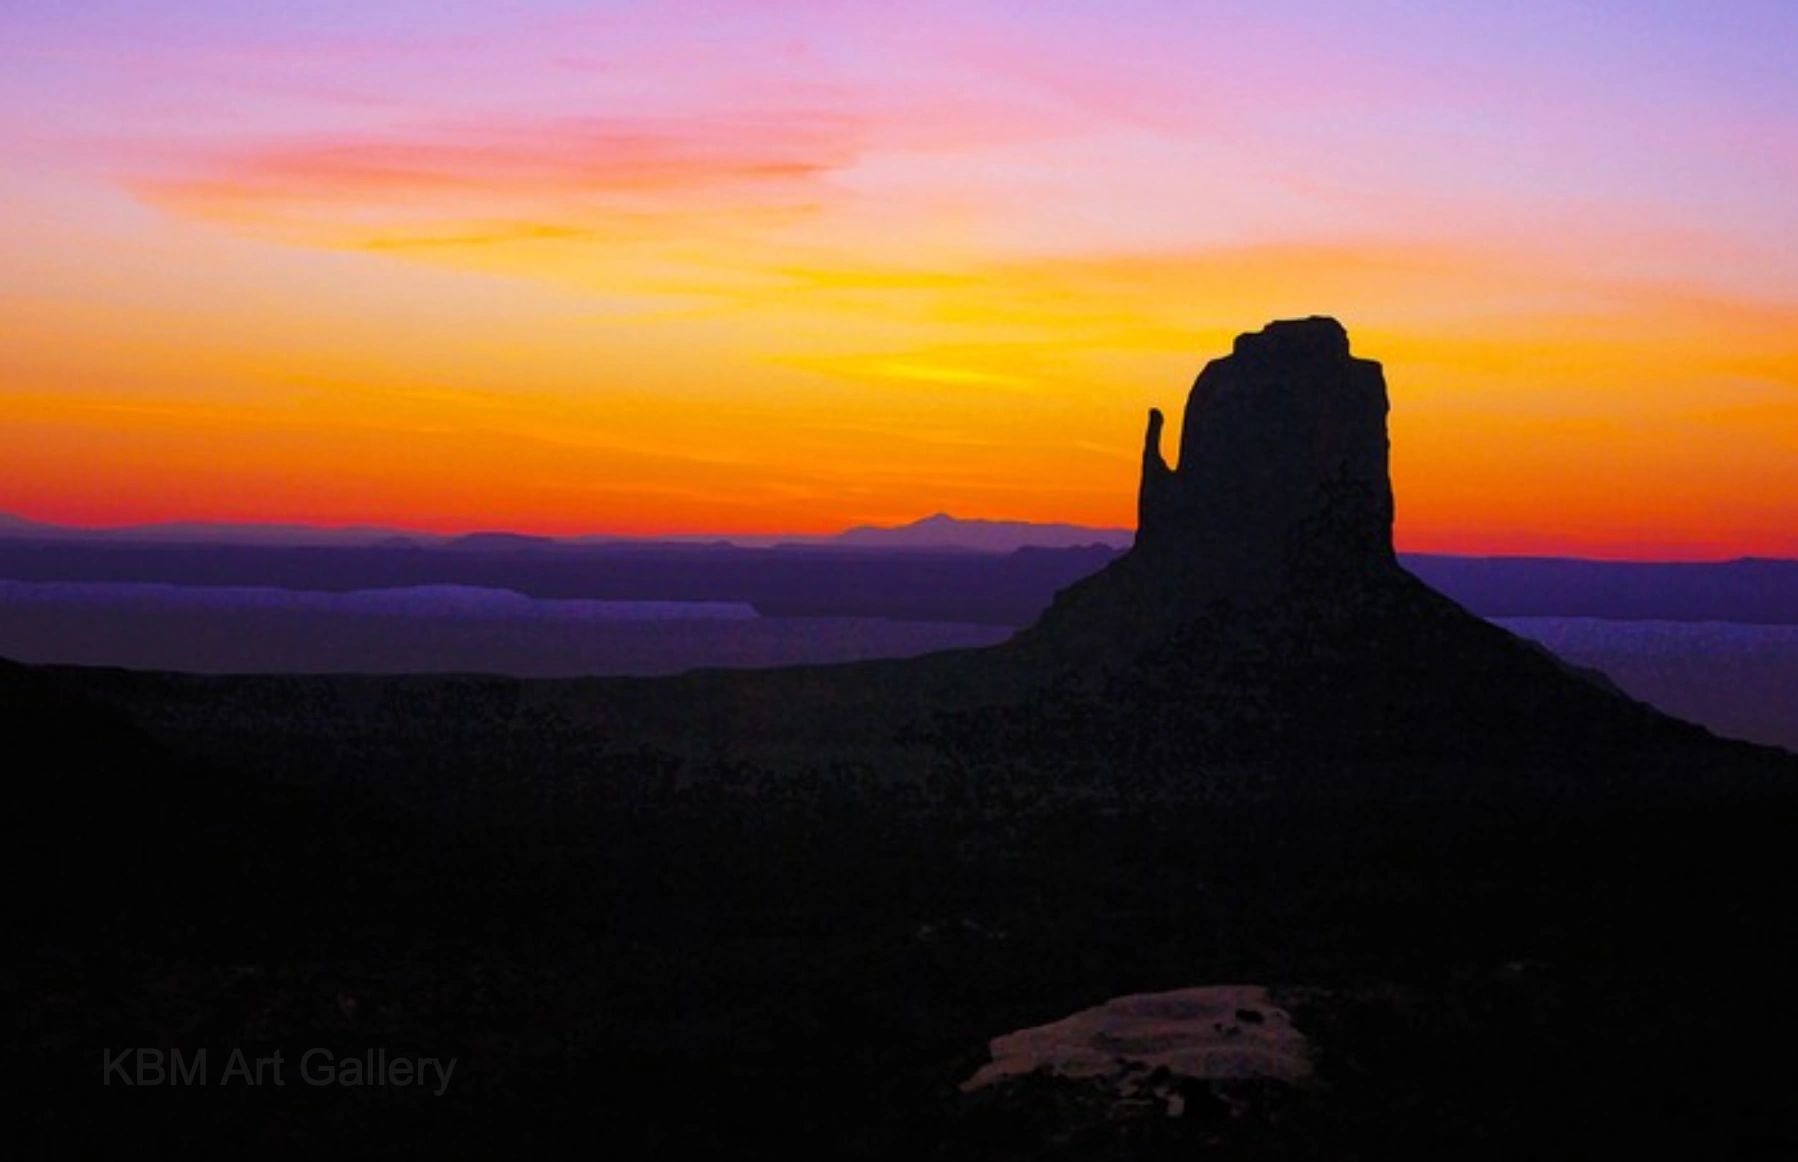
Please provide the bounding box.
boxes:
[912,316,1749,786]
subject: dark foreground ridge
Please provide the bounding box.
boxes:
[9,319,1796,1157]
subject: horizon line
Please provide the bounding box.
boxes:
[2,508,1793,566]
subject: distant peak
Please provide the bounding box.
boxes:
[835,513,1133,552]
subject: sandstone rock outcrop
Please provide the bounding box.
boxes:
[1136,316,1393,590]
[979,316,1697,770]
[1018,316,1403,655]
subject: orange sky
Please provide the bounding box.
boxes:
[3,2,1796,558]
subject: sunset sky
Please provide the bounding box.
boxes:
[3,1,1795,556]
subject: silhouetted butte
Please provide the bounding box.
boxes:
[978,317,1727,774]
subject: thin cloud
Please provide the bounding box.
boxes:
[133,110,867,229]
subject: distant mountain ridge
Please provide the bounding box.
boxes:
[0,509,1134,552]
[0,513,429,547]
[2,520,1796,626]
[832,513,1133,552]
[7,509,1795,566]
